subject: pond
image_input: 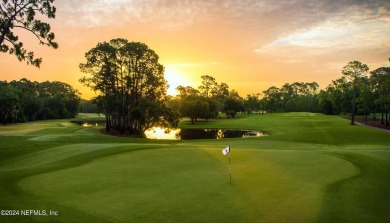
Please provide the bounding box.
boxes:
[74,121,269,140]
[71,120,105,127]
[144,127,268,140]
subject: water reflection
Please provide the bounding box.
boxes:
[144,127,181,140]
[81,123,99,127]
[144,127,268,140]
[72,120,105,127]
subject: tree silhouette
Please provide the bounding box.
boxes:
[0,0,58,67]
[342,61,369,125]
[370,67,390,126]
[0,79,80,123]
[199,75,217,98]
[80,39,178,135]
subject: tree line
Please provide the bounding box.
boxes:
[0,78,80,124]
[170,60,389,128]
[167,75,246,124]
[260,82,320,113]
[318,61,390,126]
[167,76,322,124]
[260,61,390,127]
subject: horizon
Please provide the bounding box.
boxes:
[1,0,389,99]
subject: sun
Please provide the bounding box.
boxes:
[164,65,192,96]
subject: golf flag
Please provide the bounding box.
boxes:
[222,145,232,184]
[222,145,230,156]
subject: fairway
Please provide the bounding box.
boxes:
[1,113,390,223]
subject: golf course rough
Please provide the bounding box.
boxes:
[1,113,389,222]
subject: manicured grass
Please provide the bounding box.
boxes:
[0,113,389,222]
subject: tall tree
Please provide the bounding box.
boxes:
[0,0,58,67]
[262,86,281,113]
[244,93,261,114]
[326,77,352,114]
[0,82,19,123]
[342,61,369,125]
[370,67,390,126]
[224,97,245,118]
[318,89,334,115]
[357,77,374,124]
[11,78,40,121]
[198,75,217,98]
[180,96,210,124]
[280,83,294,107]
[80,39,178,135]
[176,85,199,98]
[212,82,229,111]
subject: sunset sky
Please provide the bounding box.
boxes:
[1,0,390,98]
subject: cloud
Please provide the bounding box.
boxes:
[259,19,389,50]
[54,0,390,38]
[33,0,390,62]
[254,2,390,63]
[56,0,209,29]
[57,0,137,28]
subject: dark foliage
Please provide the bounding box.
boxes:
[0,78,80,124]
[79,39,179,135]
[0,0,58,67]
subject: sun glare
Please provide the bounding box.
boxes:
[164,65,192,96]
[144,127,180,140]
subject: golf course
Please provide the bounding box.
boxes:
[1,112,389,223]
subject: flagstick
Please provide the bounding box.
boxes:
[222,145,232,185]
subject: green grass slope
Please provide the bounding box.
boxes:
[0,113,389,222]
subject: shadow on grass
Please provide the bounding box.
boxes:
[317,152,390,223]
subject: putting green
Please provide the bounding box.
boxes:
[1,113,390,222]
[18,146,355,222]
